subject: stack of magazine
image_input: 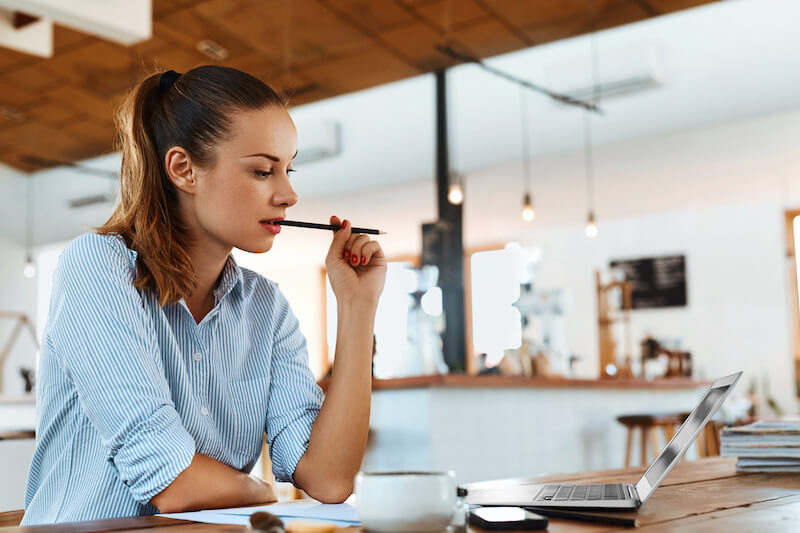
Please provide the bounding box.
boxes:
[720,419,800,473]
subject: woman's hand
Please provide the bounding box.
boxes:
[325,215,387,308]
[251,476,277,504]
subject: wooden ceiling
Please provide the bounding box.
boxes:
[0,0,717,173]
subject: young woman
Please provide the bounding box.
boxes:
[21,66,386,525]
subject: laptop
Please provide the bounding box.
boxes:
[465,371,741,510]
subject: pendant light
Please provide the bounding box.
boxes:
[447,173,464,205]
[23,176,36,278]
[583,110,598,239]
[520,87,535,221]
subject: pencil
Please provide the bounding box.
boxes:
[525,507,639,528]
[270,220,387,235]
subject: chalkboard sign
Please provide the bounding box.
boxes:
[609,255,687,309]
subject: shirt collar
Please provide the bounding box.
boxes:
[213,254,244,303]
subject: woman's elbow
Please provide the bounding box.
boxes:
[304,481,353,504]
[150,492,182,514]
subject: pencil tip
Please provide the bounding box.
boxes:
[379,231,388,235]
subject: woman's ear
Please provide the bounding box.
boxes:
[164,146,197,194]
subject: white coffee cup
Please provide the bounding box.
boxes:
[355,471,457,532]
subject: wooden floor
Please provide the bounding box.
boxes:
[2,458,799,531]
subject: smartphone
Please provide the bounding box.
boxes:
[469,506,548,530]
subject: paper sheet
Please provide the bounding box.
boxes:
[158,502,359,527]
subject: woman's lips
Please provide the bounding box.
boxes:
[260,221,281,234]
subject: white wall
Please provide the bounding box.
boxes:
[531,201,794,413]
[0,237,38,396]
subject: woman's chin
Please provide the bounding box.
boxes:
[239,238,274,254]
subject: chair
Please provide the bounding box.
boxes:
[617,413,690,467]
[617,413,722,467]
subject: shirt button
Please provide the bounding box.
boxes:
[200,407,209,416]
[193,352,202,362]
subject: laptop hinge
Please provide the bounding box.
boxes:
[629,485,641,505]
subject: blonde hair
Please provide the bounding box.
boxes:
[98,65,286,306]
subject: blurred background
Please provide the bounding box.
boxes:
[1,0,799,511]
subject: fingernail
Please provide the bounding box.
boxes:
[342,220,348,229]
[351,255,359,264]
[344,250,350,260]
[361,256,367,265]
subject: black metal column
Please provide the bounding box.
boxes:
[432,69,466,372]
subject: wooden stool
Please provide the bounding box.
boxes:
[0,510,23,527]
[617,413,691,467]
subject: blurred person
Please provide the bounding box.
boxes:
[21,66,386,524]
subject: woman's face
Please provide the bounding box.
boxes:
[190,105,299,254]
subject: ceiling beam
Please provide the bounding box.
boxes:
[0,8,51,57]
[0,0,151,48]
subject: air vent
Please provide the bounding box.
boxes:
[562,75,660,103]
[68,194,113,209]
[546,42,664,105]
[295,121,342,165]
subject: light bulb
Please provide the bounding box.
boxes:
[522,192,535,221]
[23,257,36,278]
[585,211,598,238]
[447,183,463,205]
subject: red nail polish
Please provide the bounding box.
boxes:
[361,256,367,265]
[352,255,358,264]
[344,250,350,260]
[342,220,348,229]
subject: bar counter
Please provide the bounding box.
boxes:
[336,373,710,485]
[319,374,705,392]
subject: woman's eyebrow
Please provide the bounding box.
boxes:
[243,151,298,162]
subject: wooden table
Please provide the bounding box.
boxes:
[2,458,799,532]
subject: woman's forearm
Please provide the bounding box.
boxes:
[150,453,276,513]
[293,300,375,502]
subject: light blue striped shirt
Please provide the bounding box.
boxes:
[22,233,324,525]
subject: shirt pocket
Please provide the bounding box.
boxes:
[228,377,270,459]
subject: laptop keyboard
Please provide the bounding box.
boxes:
[535,483,627,502]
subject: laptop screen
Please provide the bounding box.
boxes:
[635,372,740,503]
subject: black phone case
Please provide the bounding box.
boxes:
[469,509,548,530]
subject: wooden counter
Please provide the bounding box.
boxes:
[319,374,706,392]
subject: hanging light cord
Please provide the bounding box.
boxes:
[583,112,594,212]
[584,26,601,214]
[25,177,33,258]
[520,86,531,194]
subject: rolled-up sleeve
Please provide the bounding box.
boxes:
[48,234,196,504]
[265,285,324,483]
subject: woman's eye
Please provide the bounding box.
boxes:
[254,170,272,178]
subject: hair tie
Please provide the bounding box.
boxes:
[159,70,181,94]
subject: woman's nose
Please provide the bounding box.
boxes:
[274,176,298,207]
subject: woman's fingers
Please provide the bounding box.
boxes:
[359,240,382,266]
[346,234,370,266]
[334,219,384,268]
[326,216,350,262]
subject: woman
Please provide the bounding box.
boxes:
[21,66,386,524]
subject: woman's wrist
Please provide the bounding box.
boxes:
[337,297,378,317]
[246,475,276,504]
